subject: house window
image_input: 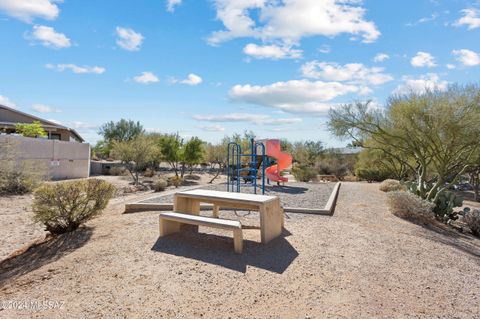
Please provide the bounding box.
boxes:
[49,133,61,140]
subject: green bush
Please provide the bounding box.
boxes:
[32,179,116,235]
[292,165,317,182]
[317,162,348,180]
[109,166,127,176]
[379,179,405,192]
[463,209,480,236]
[355,168,391,183]
[386,191,435,223]
[152,178,168,192]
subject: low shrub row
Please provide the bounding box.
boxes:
[384,181,480,237]
[291,165,318,182]
[386,191,435,223]
[379,179,405,192]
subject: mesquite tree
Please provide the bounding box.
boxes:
[328,84,480,202]
[111,135,159,185]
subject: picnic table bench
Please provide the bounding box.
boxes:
[159,190,284,253]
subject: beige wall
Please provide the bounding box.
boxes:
[0,135,90,180]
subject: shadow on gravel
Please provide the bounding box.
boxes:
[184,174,201,181]
[264,185,308,195]
[418,223,480,258]
[180,180,200,187]
[0,227,93,286]
[151,229,298,273]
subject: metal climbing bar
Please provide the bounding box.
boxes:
[226,139,266,194]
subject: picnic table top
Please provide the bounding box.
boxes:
[175,189,279,204]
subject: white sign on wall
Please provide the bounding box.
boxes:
[50,160,60,167]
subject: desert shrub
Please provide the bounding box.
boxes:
[379,179,405,192]
[463,209,480,236]
[144,167,156,177]
[167,175,182,188]
[152,178,168,192]
[386,191,435,222]
[356,168,391,182]
[109,166,127,176]
[0,163,44,195]
[343,175,358,182]
[292,165,317,182]
[32,179,116,234]
[317,162,348,180]
[0,140,45,194]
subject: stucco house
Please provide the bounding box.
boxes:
[0,104,90,179]
[0,104,84,142]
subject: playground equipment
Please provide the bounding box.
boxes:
[265,139,293,184]
[226,139,292,194]
[227,139,266,194]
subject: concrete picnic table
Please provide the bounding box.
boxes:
[173,189,284,244]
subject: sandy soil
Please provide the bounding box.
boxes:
[1,182,479,318]
[0,194,46,261]
[0,173,225,261]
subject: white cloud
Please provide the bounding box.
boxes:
[170,73,203,86]
[166,0,182,12]
[300,61,393,86]
[406,13,438,27]
[0,0,60,23]
[133,72,159,84]
[29,25,71,48]
[196,124,225,132]
[208,0,380,45]
[0,95,16,108]
[373,53,389,62]
[454,8,480,30]
[46,118,63,125]
[70,121,98,130]
[31,103,60,113]
[452,49,480,67]
[318,45,331,54]
[115,27,144,51]
[411,51,437,68]
[45,63,105,74]
[394,73,448,95]
[193,113,302,125]
[229,79,359,114]
[243,43,302,60]
[446,64,456,70]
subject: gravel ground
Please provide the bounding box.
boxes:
[1,182,479,318]
[141,182,335,210]
[0,195,47,261]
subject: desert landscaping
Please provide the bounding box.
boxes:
[1,182,479,318]
[2,1,480,318]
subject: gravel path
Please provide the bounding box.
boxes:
[1,182,479,318]
[141,182,335,210]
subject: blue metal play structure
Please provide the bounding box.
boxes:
[226,139,266,194]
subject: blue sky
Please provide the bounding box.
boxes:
[0,0,479,146]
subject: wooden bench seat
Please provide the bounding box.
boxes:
[159,212,243,254]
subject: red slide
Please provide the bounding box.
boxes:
[265,139,292,183]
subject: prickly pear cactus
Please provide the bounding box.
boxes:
[434,191,463,222]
